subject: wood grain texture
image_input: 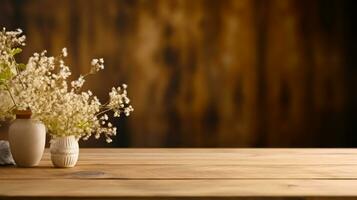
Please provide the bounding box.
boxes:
[1,148,357,199]
[0,0,356,147]
[3,179,357,198]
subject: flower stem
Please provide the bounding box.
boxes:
[5,104,16,114]
[95,108,112,117]
[11,57,26,89]
[5,84,17,107]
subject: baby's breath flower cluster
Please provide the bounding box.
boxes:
[90,58,104,73]
[0,28,133,142]
[0,28,26,121]
[108,84,133,117]
[0,28,25,80]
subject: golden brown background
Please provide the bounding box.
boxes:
[1,0,356,147]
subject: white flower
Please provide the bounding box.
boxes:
[91,58,98,66]
[62,48,68,57]
[100,114,108,120]
[90,58,104,74]
[71,75,85,89]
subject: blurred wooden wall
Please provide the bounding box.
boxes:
[1,0,356,147]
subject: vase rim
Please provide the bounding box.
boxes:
[14,109,32,119]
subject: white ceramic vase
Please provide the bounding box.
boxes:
[50,135,79,168]
[8,110,46,167]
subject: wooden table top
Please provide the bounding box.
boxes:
[1,148,357,199]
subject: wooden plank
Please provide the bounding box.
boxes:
[34,148,357,165]
[42,148,357,153]
[2,179,357,198]
[2,164,357,180]
[1,149,357,199]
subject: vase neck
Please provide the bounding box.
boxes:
[15,110,32,119]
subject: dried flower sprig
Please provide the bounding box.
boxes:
[0,28,26,120]
[0,28,133,143]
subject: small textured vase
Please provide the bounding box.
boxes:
[50,136,79,168]
[8,110,46,167]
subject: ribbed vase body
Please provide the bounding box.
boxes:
[50,136,79,167]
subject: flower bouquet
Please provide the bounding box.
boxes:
[0,28,133,167]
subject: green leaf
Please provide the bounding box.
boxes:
[17,63,26,71]
[10,48,22,56]
[0,62,7,69]
[0,67,14,82]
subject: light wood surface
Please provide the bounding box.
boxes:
[1,148,357,199]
